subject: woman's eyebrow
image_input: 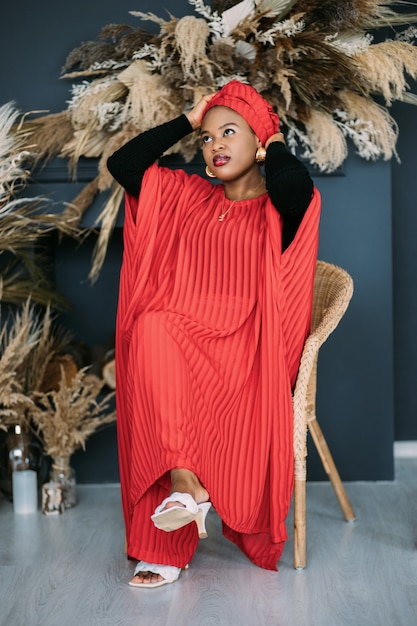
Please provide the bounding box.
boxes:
[201,122,239,134]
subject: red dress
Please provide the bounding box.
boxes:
[116,163,321,570]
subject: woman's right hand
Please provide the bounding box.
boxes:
[265,132,285,148]
[185,94,215,131]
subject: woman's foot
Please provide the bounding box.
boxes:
[168,468,209,507]
[151,492,212,537]
[129,562,182,588]
[151,470,212,537]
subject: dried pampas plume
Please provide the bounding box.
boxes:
[175,15,213,80]
[116,60,180,130]
[337,91,399,162]
[23,112,74,167]
[0,299,71,429]
[356,41,417,104]
[0,300,39,429]
[88,182,125,284]
[30,366,116,459]
[302,109,348,172]
[12,0,417,280]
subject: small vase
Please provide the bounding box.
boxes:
[50,456,77,508]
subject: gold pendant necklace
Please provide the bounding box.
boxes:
[217,178,265,222]
[218,200,236,222]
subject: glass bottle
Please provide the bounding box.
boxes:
[0,424,46,501]
[50,456,77,508]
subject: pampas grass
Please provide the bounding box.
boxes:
[30,367,116,458]
[175,15,212,80]
[0,102,33,203]
[0,299,67,429]
[0,97,114,449]
[336,90,399,161]
[7,0,417,279]
[294,0,417,31]
[88,182,125,283]
[0,300,71,397]
[52,0,417,174]
[0,194,79,308]
[0,101,82,307]
[17,304,72,399]
[0,262,69,309]
[116,60,181,130]
[300,109,348,172]
[67,78,127,130]
[0,296,115,459]
[356,40,417,104]
[22,111,74,167]
[0,300,39,429]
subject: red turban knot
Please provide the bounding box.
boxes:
[202,80,279,146]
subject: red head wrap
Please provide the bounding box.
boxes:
[202,80,279,146]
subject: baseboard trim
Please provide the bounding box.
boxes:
[394,441,417,458]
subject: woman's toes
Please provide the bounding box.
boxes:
[132,571,163,585]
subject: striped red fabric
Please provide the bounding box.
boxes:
[115,164,320,571]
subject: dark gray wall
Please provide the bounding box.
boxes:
[391,96,417,441]
[314,156,394,480]
[2,0,407,483]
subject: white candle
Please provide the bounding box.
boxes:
[12,470,38,514]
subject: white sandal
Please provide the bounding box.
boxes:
[129,561,182,588]
[151,492,212,538]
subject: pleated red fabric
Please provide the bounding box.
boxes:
[115,163,321,571]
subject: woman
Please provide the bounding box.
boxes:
[107,80,321,587]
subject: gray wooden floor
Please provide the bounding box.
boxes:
[1,455,416,626]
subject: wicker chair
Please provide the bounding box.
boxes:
[292,260,356,569]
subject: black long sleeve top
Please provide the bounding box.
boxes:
[107,115,314,251]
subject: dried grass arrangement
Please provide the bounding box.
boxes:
[0,102,80,307]
[16,0,417,280]
[0,299,70,430]
[0,297,115,462]
[0,299,40,430]
[29,368,116,460]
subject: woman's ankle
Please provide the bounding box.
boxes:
[170,468,209,504]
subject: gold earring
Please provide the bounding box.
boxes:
[205,165,216,178]
[255,147,267,163]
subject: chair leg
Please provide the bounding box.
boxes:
[308,417,356,522]
[293,478,306,569]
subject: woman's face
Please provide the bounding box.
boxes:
[200,106,261,182]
